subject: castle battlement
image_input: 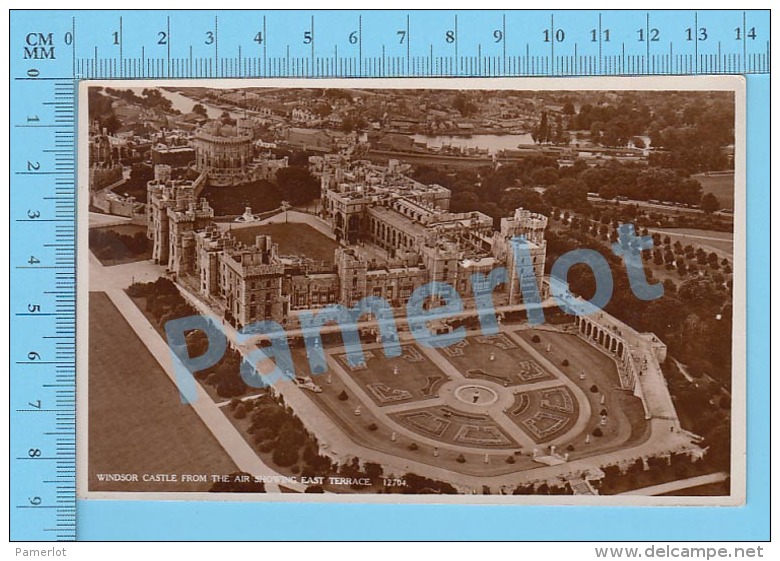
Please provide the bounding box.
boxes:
[147,156,548,327]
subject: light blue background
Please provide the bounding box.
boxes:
[10,10,770,541]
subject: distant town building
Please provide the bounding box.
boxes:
[151,144,196,167]
[291,108,318,123]
[282,127,334,152]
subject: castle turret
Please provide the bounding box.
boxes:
[493,208,549,301]
[336,248,368,307]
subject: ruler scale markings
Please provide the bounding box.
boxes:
[742,12,747,73]
[166,16,171,77]
[694,12,698,74]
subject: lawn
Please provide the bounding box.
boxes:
[333,343,449,407]
[506,385,580,444]
[650,227,734,256]
[437,333,555,387]
[515,329,650,459]
[692,172,735,211]
[390,405,520,449]
[226,222,338,263]
[88,291,238,492]
[127,291,257,404]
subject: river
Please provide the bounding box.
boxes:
[411,133,536,154]
[157,89,536,154]
[158,88,240,120]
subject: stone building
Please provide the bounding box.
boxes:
[193,121,254,186]
[193,120,289,186]
[194,226,288,326]
[492,208,549,302]
[147,157,550,328]
[146,164,214,274]
[88,123,123,190]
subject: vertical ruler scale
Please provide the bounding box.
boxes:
[10,14,77,541]
[7,8,770,542]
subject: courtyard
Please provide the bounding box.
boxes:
[223,221,339,263]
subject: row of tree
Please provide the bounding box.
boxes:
[88,229,149,263]
[128,278,198,332]
[546,221,733,388]
[412,157,721,227]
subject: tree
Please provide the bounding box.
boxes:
[364,462,384,480]
[220,110,236,125]
[192,103,208,117]
[599,183,618,200]
[341,113,367,133]
[251,404,289,432]
[452,93,476,117]
[700,192,720,214]
[533,111,552,144]
[275,166,320,205]
[640,296,687,339]
[272,444,299,467]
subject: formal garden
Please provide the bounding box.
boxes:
[507,385,579,444]
[438,333,555,387]
[516,328,651,459]
[335,343,449,407]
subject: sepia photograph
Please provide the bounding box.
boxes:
[78,77,745,503]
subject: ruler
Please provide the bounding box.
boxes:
[8,8,770,542]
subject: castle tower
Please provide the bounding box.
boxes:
[336,248,368,307]
[147,164,214,274]
[493,208,549,302]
